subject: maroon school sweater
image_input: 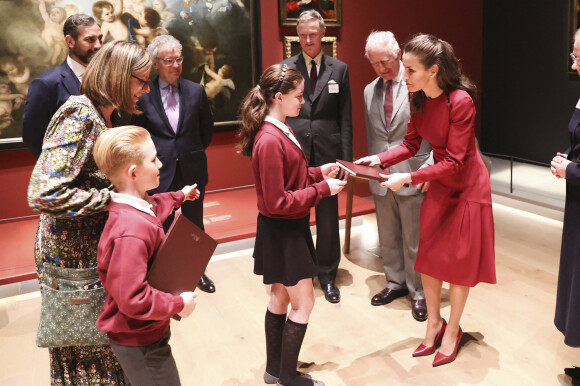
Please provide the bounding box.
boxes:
[252,122,331,219]
[97,191,186,346]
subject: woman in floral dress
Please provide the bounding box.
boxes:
[27,40,151,385]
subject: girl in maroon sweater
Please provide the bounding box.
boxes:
[238,64,345,386]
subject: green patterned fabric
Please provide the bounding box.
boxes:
[27,95,124,385]
[37,264,109,348]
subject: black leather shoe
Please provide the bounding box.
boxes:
[411,299,428,321]
[197,273,215,293]
[322,282,340,303]
[565,366,580,380]
[371,287,409,306]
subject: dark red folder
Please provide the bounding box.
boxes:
[147,213,217,296]
[336,159,387,181]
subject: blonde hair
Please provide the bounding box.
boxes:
[93,125,151,179]
[81,40,151,114]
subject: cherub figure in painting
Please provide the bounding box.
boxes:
[63,3,80,18]
[39,0,68,65]
[0,82,25,134]
[151,0,176,26]
[133,8,165,46]
[0,56,31,96]
[123,0,147,21]
[203,63,234,99]
[93,0,130,42]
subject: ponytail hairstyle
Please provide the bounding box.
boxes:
[404,34,476,113]
[238,64,303,157]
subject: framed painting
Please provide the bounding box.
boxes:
[0,0,260,152]
[279,0,342,27]
[283,36,337,59]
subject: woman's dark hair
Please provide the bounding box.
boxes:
[238,64,303,157]
[404,34,476,113]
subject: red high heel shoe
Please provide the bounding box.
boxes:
[432,327,463,367]
[412,318,447,357]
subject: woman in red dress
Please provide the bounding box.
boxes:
[357,34,496,367]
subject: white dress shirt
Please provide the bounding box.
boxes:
[110,191,156,217]
[265,115,302,150]
[66,56,87,82]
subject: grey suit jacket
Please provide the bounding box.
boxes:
[363,63,431,197]
[280,53,352,165]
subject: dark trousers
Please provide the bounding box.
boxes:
[309,144,341,283]
[163,162,205,232]
[109,329,181,386]
[314,194,340,283]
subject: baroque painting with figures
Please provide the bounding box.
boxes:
[0,0,255,145]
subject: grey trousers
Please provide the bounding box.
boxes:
[109,328,181,386]
[374,192,424,300]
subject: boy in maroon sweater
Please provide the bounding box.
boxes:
[93,125,199,386]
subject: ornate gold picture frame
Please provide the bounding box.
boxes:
[279,0,342,27]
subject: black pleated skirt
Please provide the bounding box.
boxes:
[253,214,318,286]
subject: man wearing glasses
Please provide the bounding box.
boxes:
[132,34,216,293]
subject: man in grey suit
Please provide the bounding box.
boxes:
[363,31,431,321]
[280,10,352,304]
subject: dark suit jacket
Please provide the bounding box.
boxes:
[23,61,80,157]
[131,77,214,193]
[280,53,353,165]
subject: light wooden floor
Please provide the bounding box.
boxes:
[0,197,578,386]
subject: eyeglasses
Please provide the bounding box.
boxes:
[571,53,580,65]
[131,74,149,89]
[156,56,184,66]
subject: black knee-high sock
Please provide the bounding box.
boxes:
[265,309,287,377]
[278,319,308,386]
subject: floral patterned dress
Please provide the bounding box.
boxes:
[28,95,125,385]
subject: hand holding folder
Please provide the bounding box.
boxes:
[336,159,410,188]
[335,159,388,181]
[147,213,218,320]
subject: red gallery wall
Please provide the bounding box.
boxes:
[0,0,482,242]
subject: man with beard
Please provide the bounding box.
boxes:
[23,14,102,157]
